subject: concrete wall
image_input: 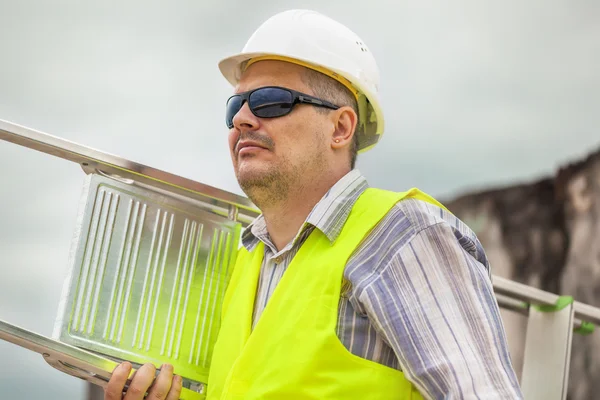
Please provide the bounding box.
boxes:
[446,148,600,400]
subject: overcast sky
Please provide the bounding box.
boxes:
[1,1,599,398]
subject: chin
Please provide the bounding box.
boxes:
[236,164,278,190]
[236,165,266,183]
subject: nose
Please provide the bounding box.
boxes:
[232,101,260,131]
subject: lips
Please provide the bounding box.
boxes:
[237,141,268,155]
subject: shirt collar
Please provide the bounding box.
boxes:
[241,169,369,251]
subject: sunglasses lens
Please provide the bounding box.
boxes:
[249,88,293,118]
[226,96,243,128]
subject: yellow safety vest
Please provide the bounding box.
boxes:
[207,187,446,399]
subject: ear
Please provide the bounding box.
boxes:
[330,106,358,150]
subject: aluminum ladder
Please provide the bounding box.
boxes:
[0,119,598,400]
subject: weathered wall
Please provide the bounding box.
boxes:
[446,148,600,400]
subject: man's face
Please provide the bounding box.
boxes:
[227,60,332,201]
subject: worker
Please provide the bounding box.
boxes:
[105,9,523,400]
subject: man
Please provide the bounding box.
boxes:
[105,9,523,400]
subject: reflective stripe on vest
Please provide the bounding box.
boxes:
[207,187,446,399]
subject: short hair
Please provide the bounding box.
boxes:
[300,68,360,169]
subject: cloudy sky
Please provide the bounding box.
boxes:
[0,1,598,398]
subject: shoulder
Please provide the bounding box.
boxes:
[345,196,490,289]
[395,198,488,267]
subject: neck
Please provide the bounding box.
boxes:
[252,168,350,251]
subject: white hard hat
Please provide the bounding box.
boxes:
[218,9,384,153]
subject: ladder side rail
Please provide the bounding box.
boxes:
[520,301,574,400]
[493,276,600,325]
[0,119,260,224]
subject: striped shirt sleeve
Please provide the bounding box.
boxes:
[357,221,523,399]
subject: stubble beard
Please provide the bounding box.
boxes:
[237,158,293,209]
[237,153,325,211]
[236,132,329,211]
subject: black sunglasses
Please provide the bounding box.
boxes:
[226,86,340,129]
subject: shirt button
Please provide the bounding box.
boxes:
[273,256,283,264]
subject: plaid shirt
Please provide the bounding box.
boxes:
[241,169,523,399]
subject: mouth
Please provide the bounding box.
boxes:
[236,142,269,156]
